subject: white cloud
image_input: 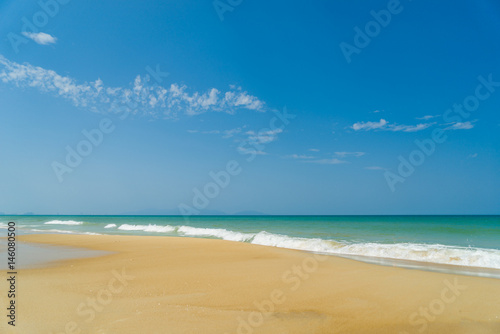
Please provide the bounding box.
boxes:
[351,119,435,132]
[222,127,243,138]
[365,166,386,170]
[389,122,436,132]
[22,32,57,45]
[468,153,478,159]
[416,115,439,120]
[445,121,475,130]
[306,158,348,165]
[246,128,283,144]
[237,146,267,156]
[233,127,284,156]
[288,151,363,163]
[0,55,266,118]
[308,148,320,152]
[287,154,315,159]
[351,119,388,131]
[335,151,365,158]
[187,127,244,139]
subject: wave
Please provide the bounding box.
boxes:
[30,228,100,235]
[97,223,500,270]
[118,224,175,233]
[253,233,500,270]
[177,226,254,242]
[123,224,500,269]
[44,220,84,226]
[326,242,500,269]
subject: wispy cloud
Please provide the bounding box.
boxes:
[308,148,320,152]
[245,128,283,144]
[22,32,57,45]
[445,121,475,130]
[287,151,364,163]
[416,115,439,120]
[0,55,266,118]
[389,122,436,132]
[188,127,244,138]
[365,166,387,170]
[286,154,315,159]
[351,119,388,131]
[335,151,365,158]
[468,153,478,159]
[306,158,348,165]
[351,119,435,132]
[222,127,243,138]
[237,146,267,156]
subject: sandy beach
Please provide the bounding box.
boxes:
[1,234,500,334]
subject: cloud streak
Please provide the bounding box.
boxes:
[305,158,348,165]
[445,121,475,130]
[389,123,436,132]
[352,119,388,131]
[335,151,365,158]
[416,115,439,120]
[245,128,283,144]
[187,127,244,138]
[351,119,435,132]
[365,166,386,170]
[286,154,315,159]
[0,55,266,118]
[22,32,57,45]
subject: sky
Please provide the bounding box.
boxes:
[0,0,499,215]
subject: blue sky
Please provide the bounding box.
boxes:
[0,0,499,215]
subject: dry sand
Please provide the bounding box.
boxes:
[1,234,500,334]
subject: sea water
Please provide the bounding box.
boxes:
[1,215,499,276]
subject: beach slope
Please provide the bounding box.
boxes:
[1,234,499,334]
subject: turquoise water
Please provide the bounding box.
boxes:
[1,215,500,272]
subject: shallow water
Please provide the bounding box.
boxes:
[0,239,109,270]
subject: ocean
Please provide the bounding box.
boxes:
[2,215,500,277]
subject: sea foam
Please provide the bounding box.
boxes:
[248,233,500,269]
[30,228,101,235]
[177,225,254,242]
[96,222,500,270]
[118,224,175,233]
[152,225,500,270]
[44,220,84,226]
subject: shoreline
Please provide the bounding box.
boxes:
[6,231,500,279]
[332,253,500,279]
[3,215,500,273]
[0,239,110,270]
[2,233,500,333]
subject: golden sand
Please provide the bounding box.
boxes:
[1,234,499,334]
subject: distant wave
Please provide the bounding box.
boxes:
[109,223,500,269]
[118,224,175,233]
[30,228,100,235]
[44,220,84,226]
[177,225,254,242]
[104,224,117,228]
